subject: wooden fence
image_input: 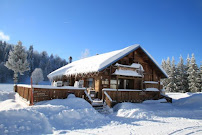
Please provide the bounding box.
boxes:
[15,85,86,105]
[103,89,161,107]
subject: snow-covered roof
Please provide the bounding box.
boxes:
[113,69,142,77]
[47,44,168,79]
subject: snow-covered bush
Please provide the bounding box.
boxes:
[31,68,44,85]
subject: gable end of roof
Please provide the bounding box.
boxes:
[98,45,140,72]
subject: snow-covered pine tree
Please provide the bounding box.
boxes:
[39,51,48,80]
[0,41,3,62]
[161,59,166,71]
[167,57,177,92]
[187,54,199,92]
[200,64,202,91]
[176,55,186,92]
[184,54,191,92]
[164,57,172,92]
[161,59,168,90]
[28,45,34,76]
[5,41,29,84]
[196,63,202,92]
[165,57,171,76]
[31,68,44,85]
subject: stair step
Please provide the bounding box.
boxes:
[93,104,112,114]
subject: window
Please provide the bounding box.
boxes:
[110,80,117,89]
[102,79,109,85]
[88,78,94,88]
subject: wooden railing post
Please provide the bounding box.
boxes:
[30,77,34,106]
[14,84,17,92]
[116,76,118,102]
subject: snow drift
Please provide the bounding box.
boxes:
[173,93,202,109]
[0,92,108,134]
[34,94,108,130]
[0,109,52,135]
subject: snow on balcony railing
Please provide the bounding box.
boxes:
[84,90,93,103]
[103,91,112,102]
[145,88,159,91]
[102,88,142,92]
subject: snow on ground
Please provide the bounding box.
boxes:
[0,84,202,135]
[0,84,14,92]
[167,92,191,100]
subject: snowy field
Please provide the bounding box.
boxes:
[0,84,202,135]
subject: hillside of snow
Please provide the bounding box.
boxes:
[0,84,202,135]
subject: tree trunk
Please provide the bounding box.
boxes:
[13,72,18,84]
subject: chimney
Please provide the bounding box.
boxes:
[69,56,72,63]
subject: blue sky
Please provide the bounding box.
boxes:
[0,0,201,65]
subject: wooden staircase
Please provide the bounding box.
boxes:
[92,100,112,114]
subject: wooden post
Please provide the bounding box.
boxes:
[70,76,72,86]
[14,84,17,92]
[141,78,143,90]
[116,76,118,102]
[30,77,34,106]
[158,77,161,90]
[102,90,105,104]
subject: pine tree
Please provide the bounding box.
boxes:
[166,57,171,76]
[28,45,34,76]
[161,59,167,90]
[184,54,191,92]
[187,54,199,92]
[167,57,177,92]
[38,51,48,80]
[5,41,29,84]
[197,63,202,92]
[200,64,202,91]
[176,55,186,92]
[0,41,3,62]
[164,57,172,92]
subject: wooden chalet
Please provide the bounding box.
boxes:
[47,44,171,107]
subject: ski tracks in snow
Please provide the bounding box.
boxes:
[169,126,202,135]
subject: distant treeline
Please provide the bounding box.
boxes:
[0,40,68,83]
